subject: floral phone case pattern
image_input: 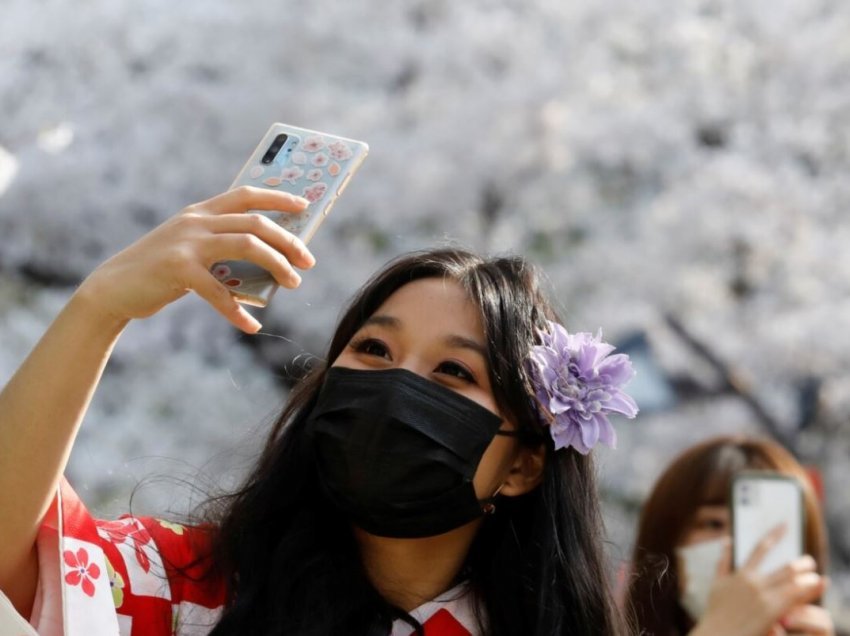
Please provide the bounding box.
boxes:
[212,124,368,306]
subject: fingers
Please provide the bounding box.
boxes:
[744,523,788,570]
[760,556,825,619]
[199,186,310,215]
[204,234,304,289]
[201,213,315,270]
[781,604,835,635]
[764,556,818,587]
[773,572,827,609]
[158,190,316,327]
[185,263,263,334]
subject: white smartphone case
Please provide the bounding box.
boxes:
[211,123,368,306]
[731,472,804,575]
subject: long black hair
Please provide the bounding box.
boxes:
[203,248,630,636]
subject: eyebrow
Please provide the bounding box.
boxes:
[444,335,488,359]
[362,315,401,329]
[361,314,488,359]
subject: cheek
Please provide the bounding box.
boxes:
[330,353,358,369]
[675,552,689,596]
[471,435,517,499]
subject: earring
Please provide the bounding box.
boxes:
[481,485,503,516]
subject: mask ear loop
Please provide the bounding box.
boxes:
[480,429,522,514]
[481,428,536,514]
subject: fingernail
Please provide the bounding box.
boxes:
[290,272,302,286]
[295,196,310,208]
[303,250,316,268]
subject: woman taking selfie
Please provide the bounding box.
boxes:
[625,435,833,636]
[0,186,638,635]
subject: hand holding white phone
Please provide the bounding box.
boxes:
[211,123,369,307]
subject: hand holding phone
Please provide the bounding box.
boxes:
[731,471,804,575]
[211,123,368,307]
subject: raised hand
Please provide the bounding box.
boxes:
[79,186,315,332]
[692,527,829,636]
[0,187,315,617]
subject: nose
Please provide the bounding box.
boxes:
[393,356,431,380]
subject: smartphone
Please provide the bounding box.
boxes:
[731,471,804,575]
[211,123,369,306]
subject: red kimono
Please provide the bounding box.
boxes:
[0,479,478,636]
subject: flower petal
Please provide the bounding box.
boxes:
[598,354,635,385]
[81,575,96,597]
[134,544,151,573]
[565,426,591,454]
[63,550,79,568]
[550,417,580,452]
[593,413,617,448]
[580,415,600,450]
[548,323,571,350]
[604,391,639,418]
[549,395,573,414]
[539,364,560,388]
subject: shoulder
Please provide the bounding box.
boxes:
[99,515,226,603]
[48,479,227,635]
[93,515,226,633]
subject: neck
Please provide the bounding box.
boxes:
[354,521,480,612]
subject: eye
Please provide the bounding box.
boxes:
[698,518,727,531]
[692,509,729,532]
[350,337,391,360]
[435,361,475,383]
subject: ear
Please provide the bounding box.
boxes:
[499,444,546,497]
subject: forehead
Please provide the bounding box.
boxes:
[694,504,729,517]
[696,470,734,506]
[370,277,484,341]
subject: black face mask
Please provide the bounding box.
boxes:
[305,366,508,538]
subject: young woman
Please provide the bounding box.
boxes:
[0,187,638,635]
[625,436,833,636]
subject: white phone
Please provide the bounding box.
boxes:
[731,471,804,575]
[211,123,369,307]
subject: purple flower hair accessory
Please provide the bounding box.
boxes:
[525,321,639,454]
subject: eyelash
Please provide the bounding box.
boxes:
[349,337,477,383]
[351,337,390,359]
[696,518,726,530]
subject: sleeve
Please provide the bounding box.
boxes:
[16,477,225,636]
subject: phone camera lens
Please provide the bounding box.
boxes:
[261,133,289,165]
